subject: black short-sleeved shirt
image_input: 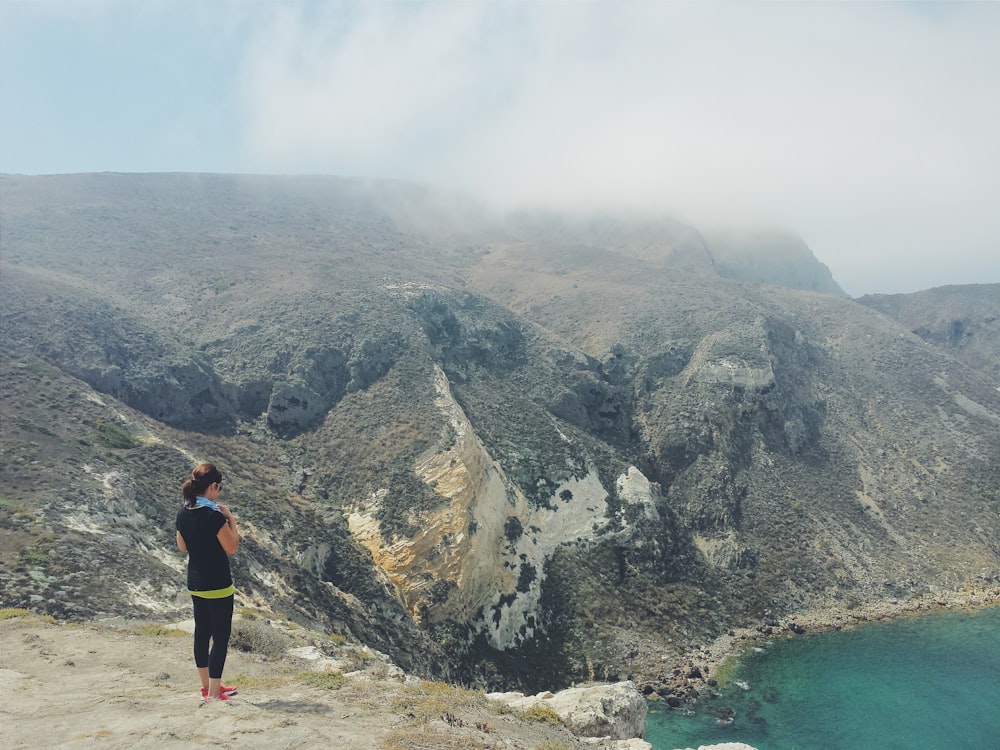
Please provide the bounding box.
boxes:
[176,506,232,594]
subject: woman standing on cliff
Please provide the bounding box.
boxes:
[176,462,239,702]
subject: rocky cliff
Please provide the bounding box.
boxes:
[702,228,846,296]
[1,173,997,694]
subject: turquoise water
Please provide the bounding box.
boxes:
[645,606,1000,750]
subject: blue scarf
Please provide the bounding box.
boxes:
[194,496,221,513]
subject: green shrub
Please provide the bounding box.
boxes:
[94,420,140,449]
[16,546,49,568]
[300,670,346,690]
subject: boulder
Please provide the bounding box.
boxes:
[583,740,653,750]
[487,680,647,740]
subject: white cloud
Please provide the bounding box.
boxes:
[2,2,995,293]
[234,1,1000,294]
[240,3,493,176]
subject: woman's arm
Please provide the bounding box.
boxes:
[176,530,187,554]
[216,504,239,555]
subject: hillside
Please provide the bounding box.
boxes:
[859,284,1000,382]
[2,173,998,698]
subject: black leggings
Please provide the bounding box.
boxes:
[191,594,234,679]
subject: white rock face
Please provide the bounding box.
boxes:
[672,744,759,750]
[487,681,648,740]
[615,466,661,532]
[583,740,652,750]
[681,317,775,390]
[347,365,662,651]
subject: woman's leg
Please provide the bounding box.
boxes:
[206,595,234,698]
[191,596,212,691]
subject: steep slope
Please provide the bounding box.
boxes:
[1,173,997,695]
[858,284,1000,382]
[0,356,446,676]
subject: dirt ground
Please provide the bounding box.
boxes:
[0,614,607,750]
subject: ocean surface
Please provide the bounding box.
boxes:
[645,605,1000,750]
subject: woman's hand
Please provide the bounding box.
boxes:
[216,505,239,554]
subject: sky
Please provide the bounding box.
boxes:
[1,1,998,297]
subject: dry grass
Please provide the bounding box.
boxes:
[381,725,492,750]
[135,624,187,637]
[378,687,577,750]
[390,679,487,723]
[0,608,56,625]
[299,670,347,690]
[230,618,292,658]
[0,608,32,620]
[227,671,296,690]
[515,704,565,726]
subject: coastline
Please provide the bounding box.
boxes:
[661,583,1000,702]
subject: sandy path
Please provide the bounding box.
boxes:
[0,615,613,750]
[0,617,393,750]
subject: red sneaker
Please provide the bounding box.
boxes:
[201,685,237,699]
[202,691,230,702]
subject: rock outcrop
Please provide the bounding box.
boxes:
[347,364,624,651]
[487,681,648,741]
